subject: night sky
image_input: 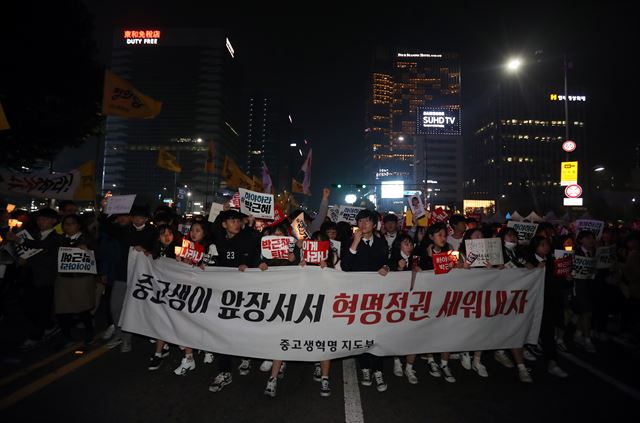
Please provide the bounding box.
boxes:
[74,2,637,207]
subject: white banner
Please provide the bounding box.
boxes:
[208,202,224,223]
[121,251,544,361]
[0,161,94,201]
[15,230,42,259]
[595,245,616,270]
[57,247,97,274]
[239,188,274,220]
[576,219,605,240]
[337,206,365,225]
[105,194,136,215]
[464,238,504,267]
[507,221,538,245]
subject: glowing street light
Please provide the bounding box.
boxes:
[345,194,357,204]
[506,57,522,72]
[593,166,605,172]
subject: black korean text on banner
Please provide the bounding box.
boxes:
[507,221,539,245]
[572,255,596,280]
[291,213,308,240]
[337,206,365,225]
[575,219,605,240]
[303,240,330,264]
[58,247,97,274]
[261,236,296,260]
[463,238,504,267]
[15,230,43,259]
[120,251,545,361]
[595,245,616,269]
[239,188,274,219]
[553,249,573,278]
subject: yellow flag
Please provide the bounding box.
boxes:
[102,70,162,118]
[405,209,429,227]
[205,141,215,174]
[292,178,309,195]
[0,101,10,130]
[222,156,252,189]
[157,149,182,173]
[72,161,97,201]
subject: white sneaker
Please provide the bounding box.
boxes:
[472,361,489,377]
[264,377,277,397]
[449,353,461,360]
[404,367,418,384]
[523,349,537,361]
[260,360,273,372]
[238,359,251,375]
[320,377,331,397]
[460,352,471,370]
[174,357,196,375]
[278,362,286,379]
[313,363,322,382]
[494,350,514,368]
[393,357,403,377]
[106,337,122,349]
[102,324,115,340]
[441,365,456,383]
[203,352,214,364]
[209,372,232,392]
[518,367,533,383]
[361,368,372,386]
[374,371,387,392]
[548,363,568,378]
[427,361,442,378]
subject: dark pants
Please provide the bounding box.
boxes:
[23,284,54,341]
[358,353,383,372]
[58,310,94,342]
[541,284,563,363]
[103,283,114,326]
[217,354,232,373]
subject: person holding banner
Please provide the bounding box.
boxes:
[526,236,569,379]
[52,214,98,348]
[417,223,457,383]
[209,209,261,393]
[6,208,62,350]
[572,231,598,353]
[174,221,216,375]
[341,209,390,392]
[389,234,421,385]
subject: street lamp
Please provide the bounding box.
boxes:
[345,194,357,204]
[506,57,523,73]
[593,166,605,172]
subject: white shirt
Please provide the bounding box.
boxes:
[40,228,55,240]
[535,254,546,263]
[447,234,463,252]
[66,232,82,241]
[384,232,397,249]
[350,235,373,254]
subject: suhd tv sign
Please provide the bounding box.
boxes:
[417,106,461,135]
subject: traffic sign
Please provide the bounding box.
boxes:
[564,184,582,198]
[562,140,576,153]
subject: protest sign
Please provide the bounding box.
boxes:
[105,194,137,215]
[337,206,365,225]
[57,247,97,274]
[576,220,605,240]
[464,238,504,267]
[239,188,274,219]
[408,194,426,219]
[595,245,616,269]
[208,203,224,223]
[302,240,330,264]
[553,249,573,278]
[507,221,538,244]
[433,252,458,274]
[573,255,596,280]
[174,239,204,264]
[291,213,308,240]
[14,230,42,259]
[261,236,296,260]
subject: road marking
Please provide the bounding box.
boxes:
[342,359,364,423]
[559,352,640,401]
[0,345,109,411]
[0,342,81,388]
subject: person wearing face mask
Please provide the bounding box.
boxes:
[104,205,157,353]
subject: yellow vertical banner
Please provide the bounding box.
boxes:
[157,149,182,172]
[560,161,578,186]
[102,70,162,118]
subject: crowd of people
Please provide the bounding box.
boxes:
[1,190,639,399]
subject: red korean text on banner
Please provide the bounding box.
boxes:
[554,256,573,278]
[303,240,330,264]
[261,236,295,260]
[230,192,241,209]
[432,252,458,275]
[174,239,204,265]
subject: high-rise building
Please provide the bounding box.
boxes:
[465,77,588,213]
[366,50,462,212]
[102,28,244,213]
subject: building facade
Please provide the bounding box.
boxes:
[102,28,244,214]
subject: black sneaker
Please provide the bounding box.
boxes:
[148,355,163,371]
[161,344,170,358]
[320,377,331,397]
[313,363,322,382]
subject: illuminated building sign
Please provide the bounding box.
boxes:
[550,94,586,102]
[381,181,404,199]
[397,53,443,58]
[417,106,461,135]
[123,30,161,45]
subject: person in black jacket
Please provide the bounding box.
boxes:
[105,205,157,353]
[208,210,261,394]
[8,208,61,350]
[340,209,390,393]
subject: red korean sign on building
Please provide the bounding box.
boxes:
[302,240,330,264]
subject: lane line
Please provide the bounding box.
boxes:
[342,359,364,423]
[0,345,109,411]
[559,351,640,401]
[0,342,82,388]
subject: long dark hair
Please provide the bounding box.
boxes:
[458,228,483,256]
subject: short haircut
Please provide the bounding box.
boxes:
[449,214,466,227]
